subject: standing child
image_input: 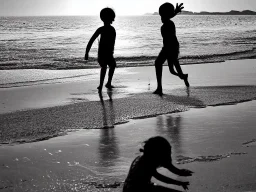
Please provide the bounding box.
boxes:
[85,8,116,92]
[154,3,190,96]
[123,136,193,192]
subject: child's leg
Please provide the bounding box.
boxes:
[167,50,182,78]
[98,59,107,91]
[172,59,185,79]
[167,62,179,77]
[98,66,107,91]
[105,58,116,89]
[173,60,190,87]
[154,50,166,95]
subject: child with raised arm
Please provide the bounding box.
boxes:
[85,8,116,92]
[123,136,193,192]
[154,3,190,96]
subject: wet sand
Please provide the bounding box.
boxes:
[0,59,256,144]
[0,59,256,191]
[0,101,256,192]
[0,59,255,115]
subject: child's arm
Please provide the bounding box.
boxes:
[153,171,190,190]
[165,162,193,177]
[174,3,184,16]
[84,28,101,60]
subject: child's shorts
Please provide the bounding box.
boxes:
[156,48,179,64]
[98,54,116,68]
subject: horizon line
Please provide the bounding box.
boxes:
[1,9,256,17]
[0,14,143,17]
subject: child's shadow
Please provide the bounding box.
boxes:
[98,90,119,167]
[159,88,205,108]
[98,90,115,128]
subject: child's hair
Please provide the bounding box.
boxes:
[159,2,175,18]
[140,136,171,157]
[100,7,115,23]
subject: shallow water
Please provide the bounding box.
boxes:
[1,15,256,69]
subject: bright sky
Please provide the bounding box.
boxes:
[0,0,256,16]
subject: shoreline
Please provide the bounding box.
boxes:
[1,56,256,70]
[1,85,256,144]
[1,59,256,144]
[1,97,256,146]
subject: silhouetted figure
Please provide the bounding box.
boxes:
[154,3,190,96]
[85,8,116,92]
[123,136,193,192]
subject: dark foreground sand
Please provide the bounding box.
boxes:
[0,101,256,192]
[0,59,256,191]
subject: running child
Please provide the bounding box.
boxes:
[154,3,190,96]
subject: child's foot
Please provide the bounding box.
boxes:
[183,74,190,87]
[153,89,163,96]
[105,83,115,89]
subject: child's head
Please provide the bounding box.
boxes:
[159,2,175,19]
[140,136,172,166]
[100,7,115,24]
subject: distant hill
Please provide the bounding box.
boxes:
[145,10,256,15]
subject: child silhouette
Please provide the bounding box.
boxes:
[85,8,116,92]
[123,136,193,192]
[154,3,190,96]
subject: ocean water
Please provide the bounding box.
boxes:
[0,15,256,69]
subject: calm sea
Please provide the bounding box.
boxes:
[0,15,256,69]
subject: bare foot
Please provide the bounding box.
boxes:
[183,74,190,87]
[105,84,115,89]
[153,89,163,96]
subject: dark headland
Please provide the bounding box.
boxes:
[145,10,256,15]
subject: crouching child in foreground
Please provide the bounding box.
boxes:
[123,136,193,192]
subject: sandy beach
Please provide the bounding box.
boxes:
[0,59,256,192]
